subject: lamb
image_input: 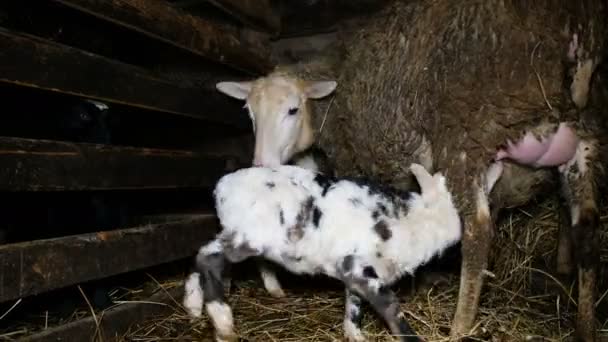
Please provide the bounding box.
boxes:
[183,163,462,342]
[213,1,607,340]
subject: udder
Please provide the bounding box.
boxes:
[495,123,579,168]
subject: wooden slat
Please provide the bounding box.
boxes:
[21,286,182,342]
[208,0,281,34]
[0,137,230,191]
[0,216,219,303]
[0,28,248,127]
[53,0,274,75]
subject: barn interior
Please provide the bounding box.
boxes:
[0,0,606,341]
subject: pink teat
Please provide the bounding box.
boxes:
[496,131,551,164]
[534,123,579,167]
[495,123,579,168]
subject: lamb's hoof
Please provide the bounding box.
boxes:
[223,278,232,295]
[345,333,367,342]
[344,318,367,341]
[268,287,286,298]
[216,332,239,342]
[184,305,202,319]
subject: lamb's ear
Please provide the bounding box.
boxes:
[304,81,337,99]
[216,81,253,100]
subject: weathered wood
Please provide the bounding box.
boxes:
[20,285,183,342]
[0,28,248,127]
[207,0,281,34]
[0,136,231,191]
[0,216,219,303]
[53,0,274,74]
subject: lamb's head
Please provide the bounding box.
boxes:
[216,72,337,167]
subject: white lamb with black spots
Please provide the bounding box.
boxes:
[183,163,461,342]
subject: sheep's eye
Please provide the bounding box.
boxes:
[288,107,299,116]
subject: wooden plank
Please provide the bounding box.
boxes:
[0,136,231,191]
[0,28,248,127]
[207,0,281,34]
[53,0,274,75]
[0,216,219,303]
[21,284,183,342]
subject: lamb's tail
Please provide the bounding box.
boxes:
[409,163,447,198]
[183,272,204,318]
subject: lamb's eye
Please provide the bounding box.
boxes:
[288,107,299,115]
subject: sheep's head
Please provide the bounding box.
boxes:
[217,73,336,167]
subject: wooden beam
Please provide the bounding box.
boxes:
[0,28,248,127]
[0,216,219,303]
[207,0,281,34]
[53,0,274,75]
[20,284,183,342]
[0,137,231,191]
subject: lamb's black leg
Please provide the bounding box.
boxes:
[183,239,251,342]
[338,256,421,342]
[343,288,365,341]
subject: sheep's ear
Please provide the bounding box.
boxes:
[304,81,337,99]
[216,81,253,100]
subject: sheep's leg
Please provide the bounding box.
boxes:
[559,140,600,342]
[556,192,574,276]
[257,259,286,298]
[343,288,366,342]
[450,185,494,339]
